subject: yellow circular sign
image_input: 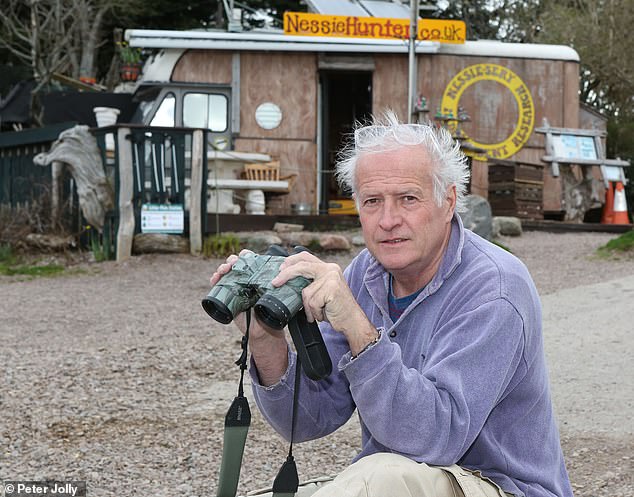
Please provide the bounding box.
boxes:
[440,63,535,161]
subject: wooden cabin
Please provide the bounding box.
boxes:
[125,28,582,218]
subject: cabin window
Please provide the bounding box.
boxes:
[150,93,175,127]
[183,93,228,132]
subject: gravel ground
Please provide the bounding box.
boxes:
[1,229,633,497]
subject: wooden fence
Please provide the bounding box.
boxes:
[0,124,208,260]
[0,123,76,205]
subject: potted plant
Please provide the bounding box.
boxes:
[117,41,143,82]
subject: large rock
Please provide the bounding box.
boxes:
[232,231,282,253]
[319,233,351,251]
[459,195,493,240]
[278,231,319,248]
[273,222,304,233]
[230,230,352,253]
[351,234,366,246]
[492,216,523,237]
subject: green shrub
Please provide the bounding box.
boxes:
[86,225,111,262]
[306,237,322,252]
[0,243,18,265]
[203,234,241,258]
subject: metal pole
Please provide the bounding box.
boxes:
[407,0,420,123]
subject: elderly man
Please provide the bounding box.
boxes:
[210,112,573,497]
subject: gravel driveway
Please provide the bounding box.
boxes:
[1,230,632,497]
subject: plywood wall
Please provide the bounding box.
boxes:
[239,52,317,140]
[172,50,233,83]
[237,52,318,210]
[372,55,408,118]
[415,55,579,146]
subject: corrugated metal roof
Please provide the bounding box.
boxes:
[305,0,370,16]
[306,0,413,18]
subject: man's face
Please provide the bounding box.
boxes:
[354,145,456,294]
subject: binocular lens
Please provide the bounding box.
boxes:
[201,296,234,324]
[254,294,292,330]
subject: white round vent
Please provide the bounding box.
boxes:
[255,102,283,130]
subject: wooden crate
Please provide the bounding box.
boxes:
[488,160,544,220]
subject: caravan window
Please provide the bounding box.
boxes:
[132,85,232,147]
[183,93,228,132]
[150,93,175,127]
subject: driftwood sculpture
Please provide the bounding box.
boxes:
[559,165,602,223]
[34,125,114,231]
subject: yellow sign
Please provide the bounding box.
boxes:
[284,11,465,44]
[440,63,535,161]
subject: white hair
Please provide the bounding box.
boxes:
[335,110,471,212]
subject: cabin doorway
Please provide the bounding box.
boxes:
[319,71,372,214]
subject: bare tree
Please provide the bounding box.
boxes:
[0,0,131,123]
[0,0,75,92]
[70,0,117,82]
[535,0,634,117]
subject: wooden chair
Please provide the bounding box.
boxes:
[242,160,297,193]
[244,161,280,181]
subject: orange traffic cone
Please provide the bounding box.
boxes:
[601,181,615,224]
[612,181,630,224]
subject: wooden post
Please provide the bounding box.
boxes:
[189,129,204,255]
[50,161,62,226]
[407,0,419,124]
[116,127,135,262]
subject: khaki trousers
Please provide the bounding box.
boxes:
[248,453,512,497]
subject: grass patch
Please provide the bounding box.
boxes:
[0,244,65,278]
[597,230,634,256]
[1,263,65,277]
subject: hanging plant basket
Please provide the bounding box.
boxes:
[120,63,141,82]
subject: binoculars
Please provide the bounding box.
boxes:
[202,245,332,380]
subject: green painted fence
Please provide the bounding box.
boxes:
[0,122,76,207]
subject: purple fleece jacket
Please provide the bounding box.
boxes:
[251,215,573,497]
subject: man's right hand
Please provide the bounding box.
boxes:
[209,251,289,386]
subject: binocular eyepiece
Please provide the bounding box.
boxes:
[202,245,333,382]
[201,245,310,329]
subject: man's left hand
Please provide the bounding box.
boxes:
[271,251,379,356]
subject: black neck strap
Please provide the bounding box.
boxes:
[271,356,302,496]
[216,310,302,497]
[236,310,250,397]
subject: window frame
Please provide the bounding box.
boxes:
[134,84,232,148]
